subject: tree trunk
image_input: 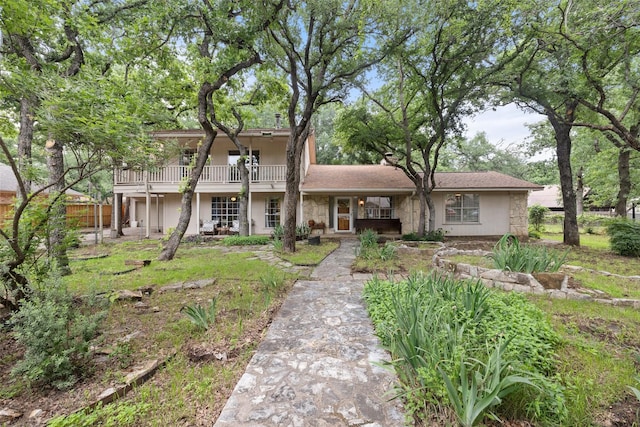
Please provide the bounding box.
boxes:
[18,97,36,195]
[548,104,580,246]
[45,139,71,275]
[615,148,631,217]
[283,133,302,252]
[576,166,584,216]
[237,147,250,236]
[416,182,427,236]
[158,132,216,261]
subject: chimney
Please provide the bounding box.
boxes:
[275,113,281,129]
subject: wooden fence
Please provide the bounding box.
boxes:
[0,203,112,228]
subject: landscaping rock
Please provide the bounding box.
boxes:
[533,272,566,290]
[0,408,22,422]
[115,290,143,301]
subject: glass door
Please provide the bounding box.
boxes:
[335,198,352,232]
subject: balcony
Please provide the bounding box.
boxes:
[115,165,287,186]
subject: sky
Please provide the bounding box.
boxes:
[462,104,546,153]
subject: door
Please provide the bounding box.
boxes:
[335,198,352,232]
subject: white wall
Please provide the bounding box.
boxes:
[432,192,511,236]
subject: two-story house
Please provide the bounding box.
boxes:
[113,127,542,238]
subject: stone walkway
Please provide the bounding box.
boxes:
[214,239,407,427]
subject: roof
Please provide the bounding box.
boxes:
[528,185,562,208]
[301,165,415,194]
[0,163,19,192]
[433,171,543,191]
[301,166,542,193]
[151,128,291,140]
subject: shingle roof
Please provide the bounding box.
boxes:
[301,166,542,193]
[302,165,414,193]
[433,171,543,191]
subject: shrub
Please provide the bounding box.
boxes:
[222,235,270,246]
[605,218,640,257]
[401,228,445,242]
[10,278,105,389]
[271,224,284,240]
[490,233,569,273]
[528,205,549,233]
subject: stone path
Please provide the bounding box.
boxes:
[214,239,407,427]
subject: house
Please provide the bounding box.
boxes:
[113,128,542,238]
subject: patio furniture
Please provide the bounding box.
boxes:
[229,220,240,234]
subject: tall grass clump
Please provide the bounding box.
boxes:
[490,233,569,273]
[356,229,397,261]
[605,218,640,257]
[363,272,565,425]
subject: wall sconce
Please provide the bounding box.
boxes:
[231,196,237,202]
[358,198,365,206]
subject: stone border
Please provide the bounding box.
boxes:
[432,248,640,309]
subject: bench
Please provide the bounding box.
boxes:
[354,218,402,234]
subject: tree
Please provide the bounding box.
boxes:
[267,0,403,251]
[337,0,529,235]
[158,0,285,260]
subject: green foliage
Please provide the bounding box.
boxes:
[355,230,397,261]
[295,223,311,240]
[222,235,270,246]
[439,339,538,427]
[605,218,640,257]
[48,401,151,427]
[10,278,105,390]
[181,298,218,331]
[271,224,284,240]
[628,376,640,402]
[490,233,569,273]
[401,229,445,242]
[528,204,549,233]
[363,272,565,424]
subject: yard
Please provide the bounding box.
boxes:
[1,230,639,426]
[0,237,337,426]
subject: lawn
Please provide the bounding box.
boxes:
[1,237,336,426]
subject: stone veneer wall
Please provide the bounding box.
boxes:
[509,192,529,238]
[302,195,330,227]
[433,248,640,309]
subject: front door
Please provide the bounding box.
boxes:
[335,198,352,232]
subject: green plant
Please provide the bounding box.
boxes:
[222,235,270,246]
[490,233,569,273]
[358,229,378,249]
[401,229,445,242]
[378,242,397,261]
[528,205,549,233]
[271,224,284,240]
[295,223,311,240]
[48,401,151,427]
[181,298,218,330]
[109,342,134,369]
[605,218,640,257]
[628,376,640,401]
[10,277,105,389]
[439,340,538,427]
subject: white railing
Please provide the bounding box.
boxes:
[115,165,287,185]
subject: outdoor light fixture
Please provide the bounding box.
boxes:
[231,196,237,202]
[358,198,365,206]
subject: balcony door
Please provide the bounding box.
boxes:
[335,198,352,232]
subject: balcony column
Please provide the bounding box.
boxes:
[145,170,150,238]
[196,192,201,235]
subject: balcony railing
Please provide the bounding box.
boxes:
[115,165,287,185]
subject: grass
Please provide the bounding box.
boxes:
[3,236,319,425]
[276,240,339,265]
[352,239,436,274]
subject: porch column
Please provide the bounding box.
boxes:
[144,171,150,238]
[113,192,120,234]
[248,192,252,235]
[196,193,201,234]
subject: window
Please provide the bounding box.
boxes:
[363,196,394,219]
[180,148,197,177]
[265,197,280,228]
[228,150,260,182]
[211,197,239,226]
[445,193,480,223]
